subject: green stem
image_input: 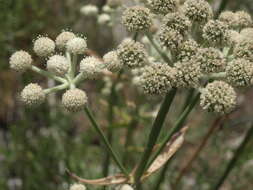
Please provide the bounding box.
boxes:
[84,106,128,176]
[180,88,195,113]
[30,66,66,83]
[212,124,253,190]
[44,83,69,94]
[134,88,177,188]
[147,93,200,168]
[145,33,172,66]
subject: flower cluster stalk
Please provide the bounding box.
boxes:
[134,88,177,188]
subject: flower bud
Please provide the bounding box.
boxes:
[174,60,202,88]
[234,40,253,62]
[218,11,237,29]
[196,48,226,74]
[158,28,183,51]
[62,89,88,112]
[80,5,99,17]
[21,83,45,107]
[117,39,148,68]
[98,14,111,25]
[175,39,199,61]
[162,12,191,35]
[182,0,213,24]
[66,37,87,54]
[56,31,76,50]
[138,63,176,95]
[47,55,69,76]
[226,58,253,87]
[107,0,122,8]
[9,50,32,72]
[33,37,55,57]
[200,81,236,114]
[103,51,123,72]
[240,28,253,40]
[122,6,152,32]
[70,184,86,190]
[80,56,104,79]
[202,20,230,47]
[235,11,252,29]
[119,184,133,190]
[147,0,178,15]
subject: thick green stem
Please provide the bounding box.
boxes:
[147,93,200,168]
[134,88,177,188]
[145,33,172,66]
[84,106,128,176]
[212,124,253,190]
[30,66,66,83]
[180,88,195,113]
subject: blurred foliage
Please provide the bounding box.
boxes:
[0,0,253,190]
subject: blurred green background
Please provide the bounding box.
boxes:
[0,0,253,190]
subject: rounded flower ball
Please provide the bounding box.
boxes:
[218,11,237,29]
[119,184,134,190]
[175,39,199,61]
[9,50,32,72]
[200,81,236,114]
[122,6,152,32]
[226,59,253,87]
[117,39,148,68]
[235,11,252,29]
[33,37,55,57]
[147,0,178,15]
[67,37,87,54]
[202,20,230,47]
[139,63,177,95]
[234,40,253,62]
[158,28,183,51]
[80,4,99,17]
[70,184,86,190]
[103,51,123,72]
[47,55,69,76]
[21,83,45,107]
[182,0,213,24]
[80,56,104,79]
[62,89,88,112]
[56,31,76,50]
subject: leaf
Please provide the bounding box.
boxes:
[141,126,188,180]
[66,169,130,186]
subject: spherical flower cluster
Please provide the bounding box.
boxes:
[218,11,237,29]
[147,0,178,15]
[227,30,242,46]
[234,40,253,62]
[202,20,230,47]
[122,6,152,32]
[55,31,76,50]
[235,11,252,29]
[196,48,226,74]
[240,28,253,40]
[47,55,69,76]
[66,37,87,54]
[182,0,213,24]
[9,50,32,72]
[119,184,134,190]
[21,83,45,107]
[162,12,191,35]
[226,59,253,87]
[158,28,184,51]
[200,81,236,114]
[62,89,88,112]
[175,39,199,61]
[174,61,202,88]
[98,14,111,25]
[80,56,104,79]
[138,63,176,95]
[80,4,99,17]
[33,37,55,57]
[70,183,86,190]
[117,39,148,68]
[103,51,123,72]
